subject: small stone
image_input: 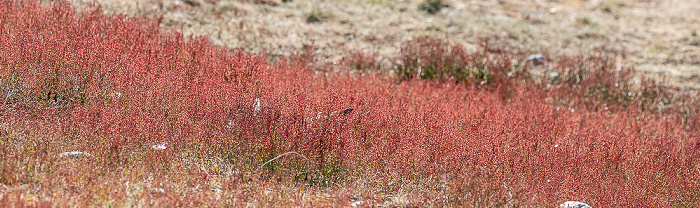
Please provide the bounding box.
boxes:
[526,54,547,66]
[253,98,261,116]
[559,201,592,208]
[59,151,93,159]
[549,7,559,14]
[550,72,560,79]
[225,120,235,129]
[151,143,167,150]
[350,200,363,207]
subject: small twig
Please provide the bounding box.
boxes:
[259,151,311,170]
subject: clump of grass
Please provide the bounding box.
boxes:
[575,16,597,26]
[426,24,441,31]
[393,37,699,134]
[541,50,699,132]
[367,0,395,6]
[306,9,332,23]
[418,0,447,14]
[340,50,381,72]
[394,37,512,88]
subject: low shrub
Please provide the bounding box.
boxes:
[340,50,381,72]
[418,0,446,14]
[393,37,699,135]
[395,37,511,87]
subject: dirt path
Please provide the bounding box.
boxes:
[67,0,700,89]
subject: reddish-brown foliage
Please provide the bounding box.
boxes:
[393,37,699,135]
[0,1,698,207]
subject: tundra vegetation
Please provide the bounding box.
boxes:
[0,1,699,207]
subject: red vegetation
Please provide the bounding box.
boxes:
[0,1,698,207]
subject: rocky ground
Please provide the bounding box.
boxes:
[66,0,700,89]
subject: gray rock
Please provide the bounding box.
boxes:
[526,54,547,66]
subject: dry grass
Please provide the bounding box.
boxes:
[66,0,700,89]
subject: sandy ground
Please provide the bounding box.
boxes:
[65,0,700,89]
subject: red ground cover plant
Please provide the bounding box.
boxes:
[393,36,699,135]
[0,0,699,207]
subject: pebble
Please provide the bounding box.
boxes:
[550,72,560,79]
[526,54,547,66]
[253,98,261,116]
[151,143,167,150]
[59,151,93,159]
[559,201,592,208]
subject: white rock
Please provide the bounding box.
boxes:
[225,120,235,129]
[526,54,544,61]
[151,143,167,150]
[549,7,559,14]
[559,201,592,208]
[253,98,261,116]
[350,201,364,207]
[59,151,93,159]
[550,72,560,79]
[526,54,547,66]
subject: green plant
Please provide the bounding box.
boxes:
[306,9,332,23]
[418,0,446,14]
[395,37,510,87]
[340,50,381,72]
[575,16,597,26]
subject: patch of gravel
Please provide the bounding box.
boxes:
[65,0,700,89]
